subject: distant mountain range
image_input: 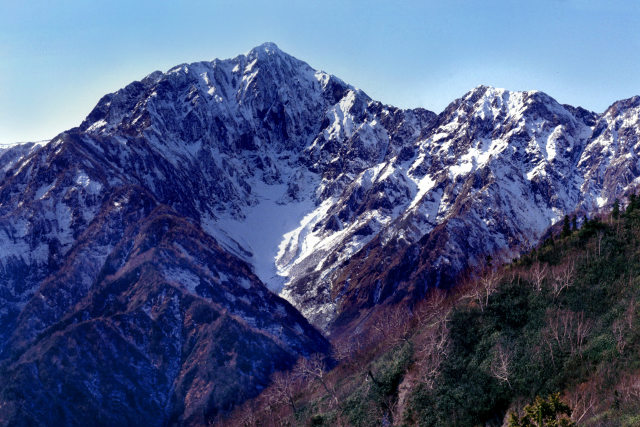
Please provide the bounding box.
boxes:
[0,42,638,425]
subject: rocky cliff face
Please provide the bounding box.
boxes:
[578,95,640,207]
[282,84,639,332]
[1,43,639,424]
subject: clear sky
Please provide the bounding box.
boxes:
[1,0,639,144]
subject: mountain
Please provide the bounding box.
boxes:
[319,86,600,333]
[0,43,639,424]
[578,95,640,205]
[0,142,45,182]
[0,45,338,424]
[0,200,327,425]
[63,42,437,332]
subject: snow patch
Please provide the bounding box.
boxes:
[34,180,56,200]
[75,171,103,195]
[163,267,201,293]
[203,179,317,293]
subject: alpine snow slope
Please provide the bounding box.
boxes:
[1,42,640,424]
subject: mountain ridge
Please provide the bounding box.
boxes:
[1,43,640,424]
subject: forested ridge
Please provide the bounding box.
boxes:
[224,198,640,426]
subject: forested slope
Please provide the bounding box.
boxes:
[226,198,640,426]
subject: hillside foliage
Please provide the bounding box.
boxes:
[222,200,640,426]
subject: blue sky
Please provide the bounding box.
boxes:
[1,0,639,144]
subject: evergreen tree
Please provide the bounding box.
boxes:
[571,216,577,231]
[612,199,620,219]
[627,194,637,215]
[544,235,555,247]
[508,393,575,427]
[562,215,571,237]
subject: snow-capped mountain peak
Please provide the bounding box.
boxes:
[1,43,640,423]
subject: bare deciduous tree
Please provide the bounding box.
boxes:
[574,311,592,355]
[296,354,339,405]
[597,231,604,257]
[508,269,519,285]
[529,262,548,292]
[332,336,362,362]
[612,319,627,353]
[237,399,259,427]
[268,370,299,414]
[568,381,599,424]
[416,289,448,327]
[551,261,575,298]
[490,342,512,388]
[544,309,592,356]
[611,299,636,355]
[625,297,636,329]
[617,372,640,403]
[370,306,413,347]
[416,319,450,389]
[468,270,501,312]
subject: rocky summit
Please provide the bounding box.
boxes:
[0,43,639,424]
